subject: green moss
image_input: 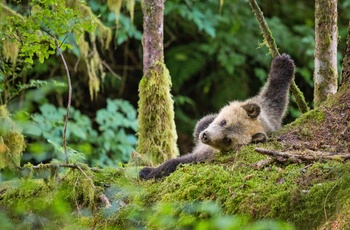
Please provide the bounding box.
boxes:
[293,109,325,125]
[280,108,326,135]
[112,146,350,230]
[2,146,350,229]
[137,62,179,165]
[0,105,26,169]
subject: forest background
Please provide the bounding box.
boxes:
[1,0,349,165]
[1,0,350,229]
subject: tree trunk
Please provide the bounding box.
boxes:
[314,0,338,107]
[341,22,350,86]
[137,0,179,165]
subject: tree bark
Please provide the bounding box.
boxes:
[341,22,350,86]
[142,0,164,75]
[137,0,179,165]
[314,0,338,106]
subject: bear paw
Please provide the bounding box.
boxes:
[272,53,295,74]
[139,167,154,180]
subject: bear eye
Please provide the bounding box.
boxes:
[220,120,227,127]
[223,137,231,144]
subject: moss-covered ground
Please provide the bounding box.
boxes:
[1,85,350,229]
[2,141,350,229]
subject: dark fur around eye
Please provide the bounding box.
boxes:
[223,137,231,144]
[220,120,227,127]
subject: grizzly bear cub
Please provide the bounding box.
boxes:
[140,54,295,180]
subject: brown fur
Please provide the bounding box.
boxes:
[139,54,295,180]
[200,102,266,151]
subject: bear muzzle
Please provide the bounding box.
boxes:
[200,131,232,146]
[200,131,210,143]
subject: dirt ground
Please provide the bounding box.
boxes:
[278,89,350,155]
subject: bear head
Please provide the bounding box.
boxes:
[199,102,267,151]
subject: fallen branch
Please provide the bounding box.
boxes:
[255,148,350,163]
[22,163,101,172]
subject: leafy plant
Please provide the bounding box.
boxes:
[94,98,138,167]
[16,98,137,167]
[2,0,95,65]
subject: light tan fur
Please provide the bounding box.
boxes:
[199,101,266,151]
[139,54,295,180]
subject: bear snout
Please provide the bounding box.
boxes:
[200,131,210,143]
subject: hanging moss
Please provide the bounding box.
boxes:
[1,39,19,65]
[0,3,24,66]
[65,0,112,99]
[0,105,25,170]
[106,0,135,26]
[137,62,179,165]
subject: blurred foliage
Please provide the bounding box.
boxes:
[0,105,25,170]
[0,165,296,229]
[15,98,137,167]
[144,201,295,230]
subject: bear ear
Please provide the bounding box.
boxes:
[242,103,261,118]
[251,132,267,143]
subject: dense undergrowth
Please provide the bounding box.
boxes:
[1,141,350,229]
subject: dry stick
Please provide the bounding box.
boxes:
[249,0,309,113]
[99,194,112,208]
[101,60,122,80]
[28,163,101,172]
[252,157,274,169]
[255,148,350,163]
[76,165,95,187]
[56,38,72,164]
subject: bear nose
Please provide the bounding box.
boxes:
[201,131,210,143]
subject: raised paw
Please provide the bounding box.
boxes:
[272,53,295,72]
[269,53,295,84]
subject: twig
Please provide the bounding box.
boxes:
[28,163,101,172]
[101,60,121,80]
[74,57,81,73]
[75,165,95,187]
[99,194,112,208]
[55,36,72,164]
[252,157,274,169]
[255,148,350,163]
[248,0,309,113]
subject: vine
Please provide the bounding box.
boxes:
[249,0,309,113]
